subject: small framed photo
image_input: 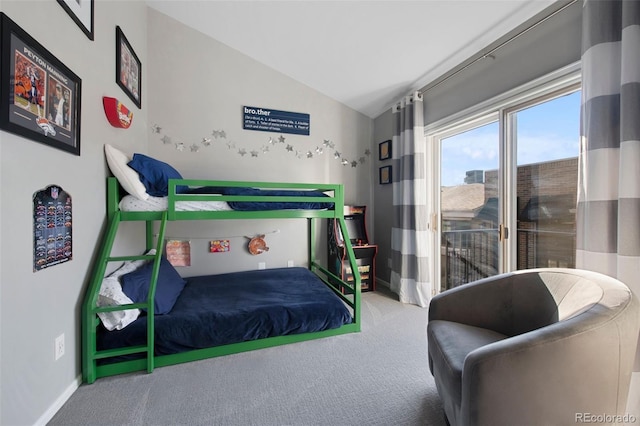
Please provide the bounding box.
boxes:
[379,139,392,161]
[0,13,82,156]
[116,26,141,109]
[379,165,392,185]
[57,0,94,41]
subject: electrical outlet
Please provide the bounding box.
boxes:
[287,260,294,267]
[54,334,65,360]
[258,262,266,270]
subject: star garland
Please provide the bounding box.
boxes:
[151,124,372,168]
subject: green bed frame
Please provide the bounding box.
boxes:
[82,177,362,383]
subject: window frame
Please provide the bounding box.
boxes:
[426,62,581,292]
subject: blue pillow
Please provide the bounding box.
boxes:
[127,153,188,196]
[120,255,186,314]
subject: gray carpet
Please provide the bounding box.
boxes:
[49,288,446,426]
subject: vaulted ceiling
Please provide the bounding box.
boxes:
[146,1,557,118]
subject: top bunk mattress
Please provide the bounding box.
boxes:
[119,186,334,212]
[97,267,352,359]
[119,194,233,212]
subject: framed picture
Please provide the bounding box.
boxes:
[379,139,392,161]
[57,0,94,41]
[0,13,82,156]
[379,165,392,185]
[116,26,141,109]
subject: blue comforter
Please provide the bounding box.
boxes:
[186,186,333,211]
[97,267,352,359]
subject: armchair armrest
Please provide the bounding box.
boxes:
[461,305,636,425]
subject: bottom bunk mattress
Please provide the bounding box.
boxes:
[97,267,352,361]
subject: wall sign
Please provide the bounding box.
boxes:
[33,185,72,271]
[243,105,310,136]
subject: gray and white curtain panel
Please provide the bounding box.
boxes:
[578,0,640,362]
[390,92,432,307]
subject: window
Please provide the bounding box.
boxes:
[430,68,581,292]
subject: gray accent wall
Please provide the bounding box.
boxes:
[0,3,373,424]
[372,0,582,290]
[145,8,373,277]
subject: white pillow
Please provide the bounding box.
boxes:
[97,250,156,331]
[104,144,149,201]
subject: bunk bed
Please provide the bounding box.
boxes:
[82,176,362,384]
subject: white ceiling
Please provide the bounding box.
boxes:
[146,0,556,118]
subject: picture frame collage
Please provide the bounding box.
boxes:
[0,4,142,157]
[378,139,392,184]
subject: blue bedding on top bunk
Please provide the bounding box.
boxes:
[186,186,334,211]
[97,267,352,359]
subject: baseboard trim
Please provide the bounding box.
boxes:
[376,277,390,289]
[34,375,81,426]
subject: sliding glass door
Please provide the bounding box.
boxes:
[434,84,580,292]
[439,119,500,291]
[508,90,581,271]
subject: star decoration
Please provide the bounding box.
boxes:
[153,123,372,169]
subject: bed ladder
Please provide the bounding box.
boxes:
[82,211,168,384]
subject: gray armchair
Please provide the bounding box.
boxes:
[427,268,639,426]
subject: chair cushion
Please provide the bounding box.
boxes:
[428,320,508,410]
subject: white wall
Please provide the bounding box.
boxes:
[144,8,373,277]
[0,1,148,424]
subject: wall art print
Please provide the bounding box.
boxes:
[116,26,141,109]
[33,185,72,272]
[57,0,94,41]
[0,13,82,156]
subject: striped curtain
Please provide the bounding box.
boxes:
[578,0,640,367]
[390,92,432,307]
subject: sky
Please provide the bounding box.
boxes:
[441,90,581,187]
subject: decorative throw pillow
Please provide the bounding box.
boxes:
[120,255,187,315]
[127,153,188,196]
[104,144,149,201]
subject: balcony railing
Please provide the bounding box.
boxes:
[441,226,576,291]
[441,228,498,292]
